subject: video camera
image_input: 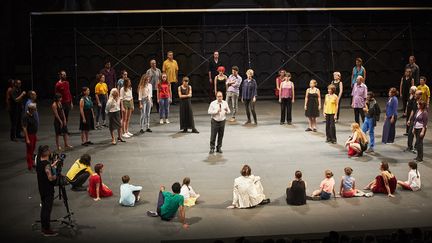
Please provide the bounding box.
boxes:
[49,152,68,186]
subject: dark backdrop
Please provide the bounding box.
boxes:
[1,1,432,102]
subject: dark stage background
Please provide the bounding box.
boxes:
[1,0,432,101]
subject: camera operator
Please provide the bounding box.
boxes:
[66,154,93,191]
[36,145,59,237]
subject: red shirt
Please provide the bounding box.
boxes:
[88,174,113,198]
[55,80,72,104]
[158,81,171,99]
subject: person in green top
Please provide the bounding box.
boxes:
[148,182,188,229]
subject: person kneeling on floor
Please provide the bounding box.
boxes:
[227,164,270,209]
[66,153,93,191]
[147,182,188,229]
[119,175,142,207]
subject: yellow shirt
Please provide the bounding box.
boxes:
[324,94,338,114]
[66,159,94,181]
[417,84,430,103]
[95,82,108,95]
[162,59,179,83]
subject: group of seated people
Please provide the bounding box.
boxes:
[65,155,421,227]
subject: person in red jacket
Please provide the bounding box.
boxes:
[55,70,73,122]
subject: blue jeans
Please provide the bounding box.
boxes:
[362,117,375,148]
[140,99,152,129]
[159,98,169,119]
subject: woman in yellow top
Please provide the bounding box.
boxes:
[323,84,339,144]
[95,74,108,128]
[66,154,94,191]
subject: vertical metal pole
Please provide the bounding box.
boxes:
[29,13,34,90]
[74,27,78,98]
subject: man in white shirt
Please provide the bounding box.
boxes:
[208,91,231,154]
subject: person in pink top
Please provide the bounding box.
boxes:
[278,73,295,125]
[311,170,336,200]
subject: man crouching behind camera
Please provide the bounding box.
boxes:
[36,145,59,237]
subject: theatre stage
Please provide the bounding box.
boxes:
[0,98,431,243]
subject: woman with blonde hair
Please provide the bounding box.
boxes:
[106,88,124,145]
[120,77,134,138]
[138,74,153,133]
[241,69,258,125]
[345,122,368,157]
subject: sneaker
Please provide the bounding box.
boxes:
[209,149,215,154]
[159,119,164,124]
[287,122,292,125]
[146,210,159,217]
[127,132,133,137]
[280,122,285,125]
[244,121,251,125]
[365,192,374,198]
[123,133,130,138]
[42,229,58,237]
[146,128,152,132]
[216,149,223,154]
[165,119,170,124]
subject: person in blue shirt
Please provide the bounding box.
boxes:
[119,175,142,207]
[241,69,258,125]
[382,87,399,144]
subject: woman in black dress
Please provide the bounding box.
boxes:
[79,87,95,146]
[304,79,321,132]
[286,170,307,206]
[52,93,72,151]
[214,66,227,100]
[178,77,199,133]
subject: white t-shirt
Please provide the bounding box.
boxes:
[180,184,197,200]
[406,169,421,191]
[120,87,133,101]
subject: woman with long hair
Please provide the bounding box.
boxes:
[117,70,128,90]
[180,177,200,207]
[364,161,397,197]
[412,101,428,162]
[120,77,134,138]
[345,122,368,157]
[304,79,321,132]
[351,57,366,87]
[106,88,124,145]
[382,87,399,144]
[138,74,153,133]
[79,87,95,146]
[52,93,72,151]
[397,161,421,191]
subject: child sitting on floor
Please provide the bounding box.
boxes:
[119,175,142,207]
[180,177,200,207]
[339,167,372,198]
[397,161,421,191]
[311,169,336,200]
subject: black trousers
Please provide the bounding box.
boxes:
[244,99,257,123]
[9,107,22,140]
[407,124,415,149]
[68,170,90,188]
[210,119,226,150]
[402,95,408,115]
[170,82,177,104]
[353,108,365,124]
[152,90,159,112]
[336,97,342,120]
[96,94,107,123]
[40,193,54,230]
[63,103,71,122]
[414,128,424,160]
[280,98,292,123]
[325,114,337,142]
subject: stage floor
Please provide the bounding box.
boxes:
[0,98,431,243]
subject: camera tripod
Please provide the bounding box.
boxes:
[32,175,76,231]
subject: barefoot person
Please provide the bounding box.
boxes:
[208,91,230,154]
[52,93,72,151]
[178,77,199,133]
[397,161,421,191]
[364,161,397,198]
